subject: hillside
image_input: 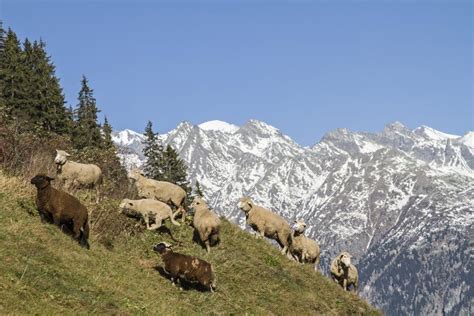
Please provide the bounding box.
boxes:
[113,120,474,315]
[0,172,378,315]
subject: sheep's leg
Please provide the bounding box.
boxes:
[95,186,100,204]
[179,206,186,223]
[144,213,151,230]
[257,230,265,239]
[343,279,348,291]
[72,220,82,241]
[205,240,211,253]
[52,213,61,227]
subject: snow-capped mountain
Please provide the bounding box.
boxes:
[113,120,473,315]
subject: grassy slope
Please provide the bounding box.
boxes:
[0,172,379,315]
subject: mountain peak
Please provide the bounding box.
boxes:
[198,120,239,133]
[413,125,460,141]
[243,119,280,134]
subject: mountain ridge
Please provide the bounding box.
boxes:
[112,120,473,315]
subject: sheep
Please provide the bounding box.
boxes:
[30,174,90,249]
[153,242,216,292]
[128,169,187,222]
[237,196,292,256]
[289,219,320,269]
[119,198,181,230]
[191,197,220,253]
[54,149,103,203]
[330,251,359,292]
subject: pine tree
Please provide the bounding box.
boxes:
[161,144,191,192]
[102,116,114,149]
[30,40,70,134]
[73,75,102,149]
[142,121,164,180]
[1,28,28,125]
[194,180,204,198]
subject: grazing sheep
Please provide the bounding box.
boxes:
[30,174,90,249]
[237,196,292,256]
[330,251,359,292]
[191,197,220,253]
[54,149,103,203]
[153,242,216,292]
[289,219,320,269]
[129,169,187,222]
[119,198,181,230]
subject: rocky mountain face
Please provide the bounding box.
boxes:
[112,120,473,315]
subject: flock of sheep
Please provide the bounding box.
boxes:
[29,149,359,293]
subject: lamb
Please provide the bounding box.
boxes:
[153,242,216,292]
[119,198,181,230]
[330,251,359,292]
[289,219,320,269]
[191,197,220,253]
[237,196,292,256]
[129,169,187,222]
[30,174,90,249]
[54,149,103,203]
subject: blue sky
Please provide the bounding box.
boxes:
[1,0,472,145]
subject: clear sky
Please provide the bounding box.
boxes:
[1,0,472,145]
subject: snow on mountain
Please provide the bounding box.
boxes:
[459,131,474,148]
[113,120,473,315]
[413,125,460,141]
[198,120,239,133]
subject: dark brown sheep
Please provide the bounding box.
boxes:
[30,174,90,249]
[153,242,216,292]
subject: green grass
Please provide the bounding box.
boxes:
[0,173,380,315]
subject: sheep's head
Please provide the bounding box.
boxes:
[153,242,172,255]
[190,197,206,210]
[293,219,307,234]
[119,199,138,216]
[128,169,144,181]
[338,251,352,268]
[54,149,70,165]
[30,174,54,189]
[237,197,253,213]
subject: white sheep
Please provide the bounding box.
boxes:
[129,169,187,222]
[237,196,292,256]
[54,149,102,203]
[119,198,181,230]
[191,197,221,253]
[289,219,320,269]
[330,251,359,292]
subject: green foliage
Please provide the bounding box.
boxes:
[142,120,164,179]
[72,76,102,149]
[0,25,70,135]
[102,116,114,150]
[193,180,204,198]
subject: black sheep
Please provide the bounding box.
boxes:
[30,174,90,249]
[153,242,216,292]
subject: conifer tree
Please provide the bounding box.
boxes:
[142,121,164,180]
[73,76,102,149]
[194,180,204,198]
[161,144,191,193]
[30,40,70,134]
[102,116,114,149]
[1,28,28,125]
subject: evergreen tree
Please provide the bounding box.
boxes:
[30,40,70,134]
[73,76,102,149]
[1,28,28,125]
[102,116,114,149]
[194,180,204,198]
[142,121,164,179]
[161,144,191,191]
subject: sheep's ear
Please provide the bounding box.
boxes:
[65,152,71,157]
[46,176,55,181]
